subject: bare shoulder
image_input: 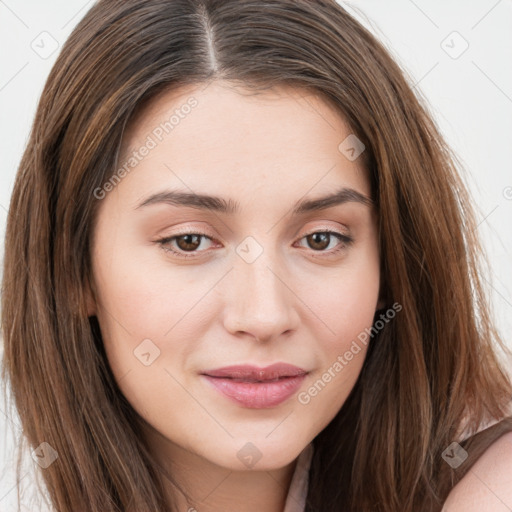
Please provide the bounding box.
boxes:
[442,431,512,511]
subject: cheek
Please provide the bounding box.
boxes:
[91,254,203,426]
[304,248,380,346]
[91,238,228,412]
[294,253,379,426]
[295,298,375,435]
[296,343,367,435]
[93,240,211,340]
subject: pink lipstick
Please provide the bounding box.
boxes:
[201,363,307,409]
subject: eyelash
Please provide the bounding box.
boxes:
[155,229,353,259]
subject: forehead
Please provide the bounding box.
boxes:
[116,80,370,202]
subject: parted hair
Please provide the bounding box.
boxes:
[2,1,512,510]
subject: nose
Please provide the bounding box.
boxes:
[221,248,300,343]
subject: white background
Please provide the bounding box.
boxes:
[1,1,511,509]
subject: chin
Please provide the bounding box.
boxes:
[203,435,309,472]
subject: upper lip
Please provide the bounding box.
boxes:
[201,363,308,381]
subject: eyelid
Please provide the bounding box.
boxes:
[293,228,353,255]
[155,227,218,259]
[301,225,348,238]
[155,225,353,258]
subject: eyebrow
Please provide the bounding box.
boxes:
[135,186,373,214]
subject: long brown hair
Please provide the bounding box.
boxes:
[2,1,511,510]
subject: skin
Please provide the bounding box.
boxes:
[87,81,383,512]
[442,431,512,511]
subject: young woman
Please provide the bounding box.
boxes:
[2,1,511,511]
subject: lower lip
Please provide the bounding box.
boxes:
[201,374,307,409]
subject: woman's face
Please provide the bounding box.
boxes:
[89,81,382,471]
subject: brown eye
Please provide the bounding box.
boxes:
[296,230,353,255]
[157,232,216,258]
[175,234,202,252]
[306,232,331,251]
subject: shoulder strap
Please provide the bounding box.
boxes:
[437,415,512,503]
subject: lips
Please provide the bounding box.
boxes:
[200,363,308,408]
[201,363,307,381]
